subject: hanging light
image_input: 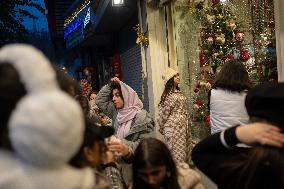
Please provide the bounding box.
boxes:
[112,0,124,6]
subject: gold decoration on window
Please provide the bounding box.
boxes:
[133,24,149,47]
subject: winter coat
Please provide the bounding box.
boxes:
[96,84,155,185]
[0,150,32,189]
[157,90,191,163]
[23,165,95,189]
[93,170,112,189]
[192,126,284,189]
[89,100,102,124]
[209,89,249,134]
[101,165,125,189]
[0,44,96,189]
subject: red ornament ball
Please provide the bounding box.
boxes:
[204,115,211,127]
[240,50,250,61]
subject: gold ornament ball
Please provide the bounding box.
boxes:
[217,14,223,20]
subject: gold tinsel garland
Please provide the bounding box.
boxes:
[133,24,149,47]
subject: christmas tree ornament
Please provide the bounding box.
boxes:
[217,14,224,20]
[204,115,211,127]
[207,15,216,23]
[226,19,236,30]
[206,36,214,45]
[240,50,250,61]
[235,32,245,42]
[215,34,225,45]
[133,24,149,47]
[225,54,235,62]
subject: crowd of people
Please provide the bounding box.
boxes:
[1,43,284,189]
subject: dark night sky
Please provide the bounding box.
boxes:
[22,0,48,32]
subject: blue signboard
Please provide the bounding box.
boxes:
[64,6,91,40]
[64,18,82,39]
[84,7,91,28]
[64,5,93,49]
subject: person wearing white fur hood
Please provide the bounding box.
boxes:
[0,44,103,189]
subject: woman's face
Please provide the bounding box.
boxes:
[173,73,180,85]
[137,164,167,189]
[112,89,124,109]
[90,93,96,101]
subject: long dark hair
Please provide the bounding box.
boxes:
[54,65,82,96]
[75,95,90,116]
[221,147,284,189]
[88,90,98,100]
[110,82,124,101]
[212,60,251,92]
[132,138,181,189]
[69,121,114,168]
[159,76,180,106]
[0,63,26,150]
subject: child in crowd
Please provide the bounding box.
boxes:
[70,123,125,189]
[132,138,204,189]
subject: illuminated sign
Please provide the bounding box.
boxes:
[84,6,91,28]
[64,18,82,39]
[64,0,90,26]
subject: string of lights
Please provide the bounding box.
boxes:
[64,0,90,27]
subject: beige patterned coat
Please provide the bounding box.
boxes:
[157,90,192,163]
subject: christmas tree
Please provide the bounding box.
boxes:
[191,1,250,127]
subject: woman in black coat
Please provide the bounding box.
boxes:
[192,82,284,189]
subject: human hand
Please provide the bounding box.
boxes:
[104,151,115,163]
[236,123,284,147]
[101,115,111,125]
[107,140,129,157]
[111,77,120,84]
[89,99,96,106]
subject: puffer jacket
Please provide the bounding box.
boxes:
[210,88,249,134]
[0,150,32,189]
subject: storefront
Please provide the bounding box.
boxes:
[61,0,149,109]
[144,0,283,141]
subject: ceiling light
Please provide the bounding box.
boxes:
[112,0,124,6]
